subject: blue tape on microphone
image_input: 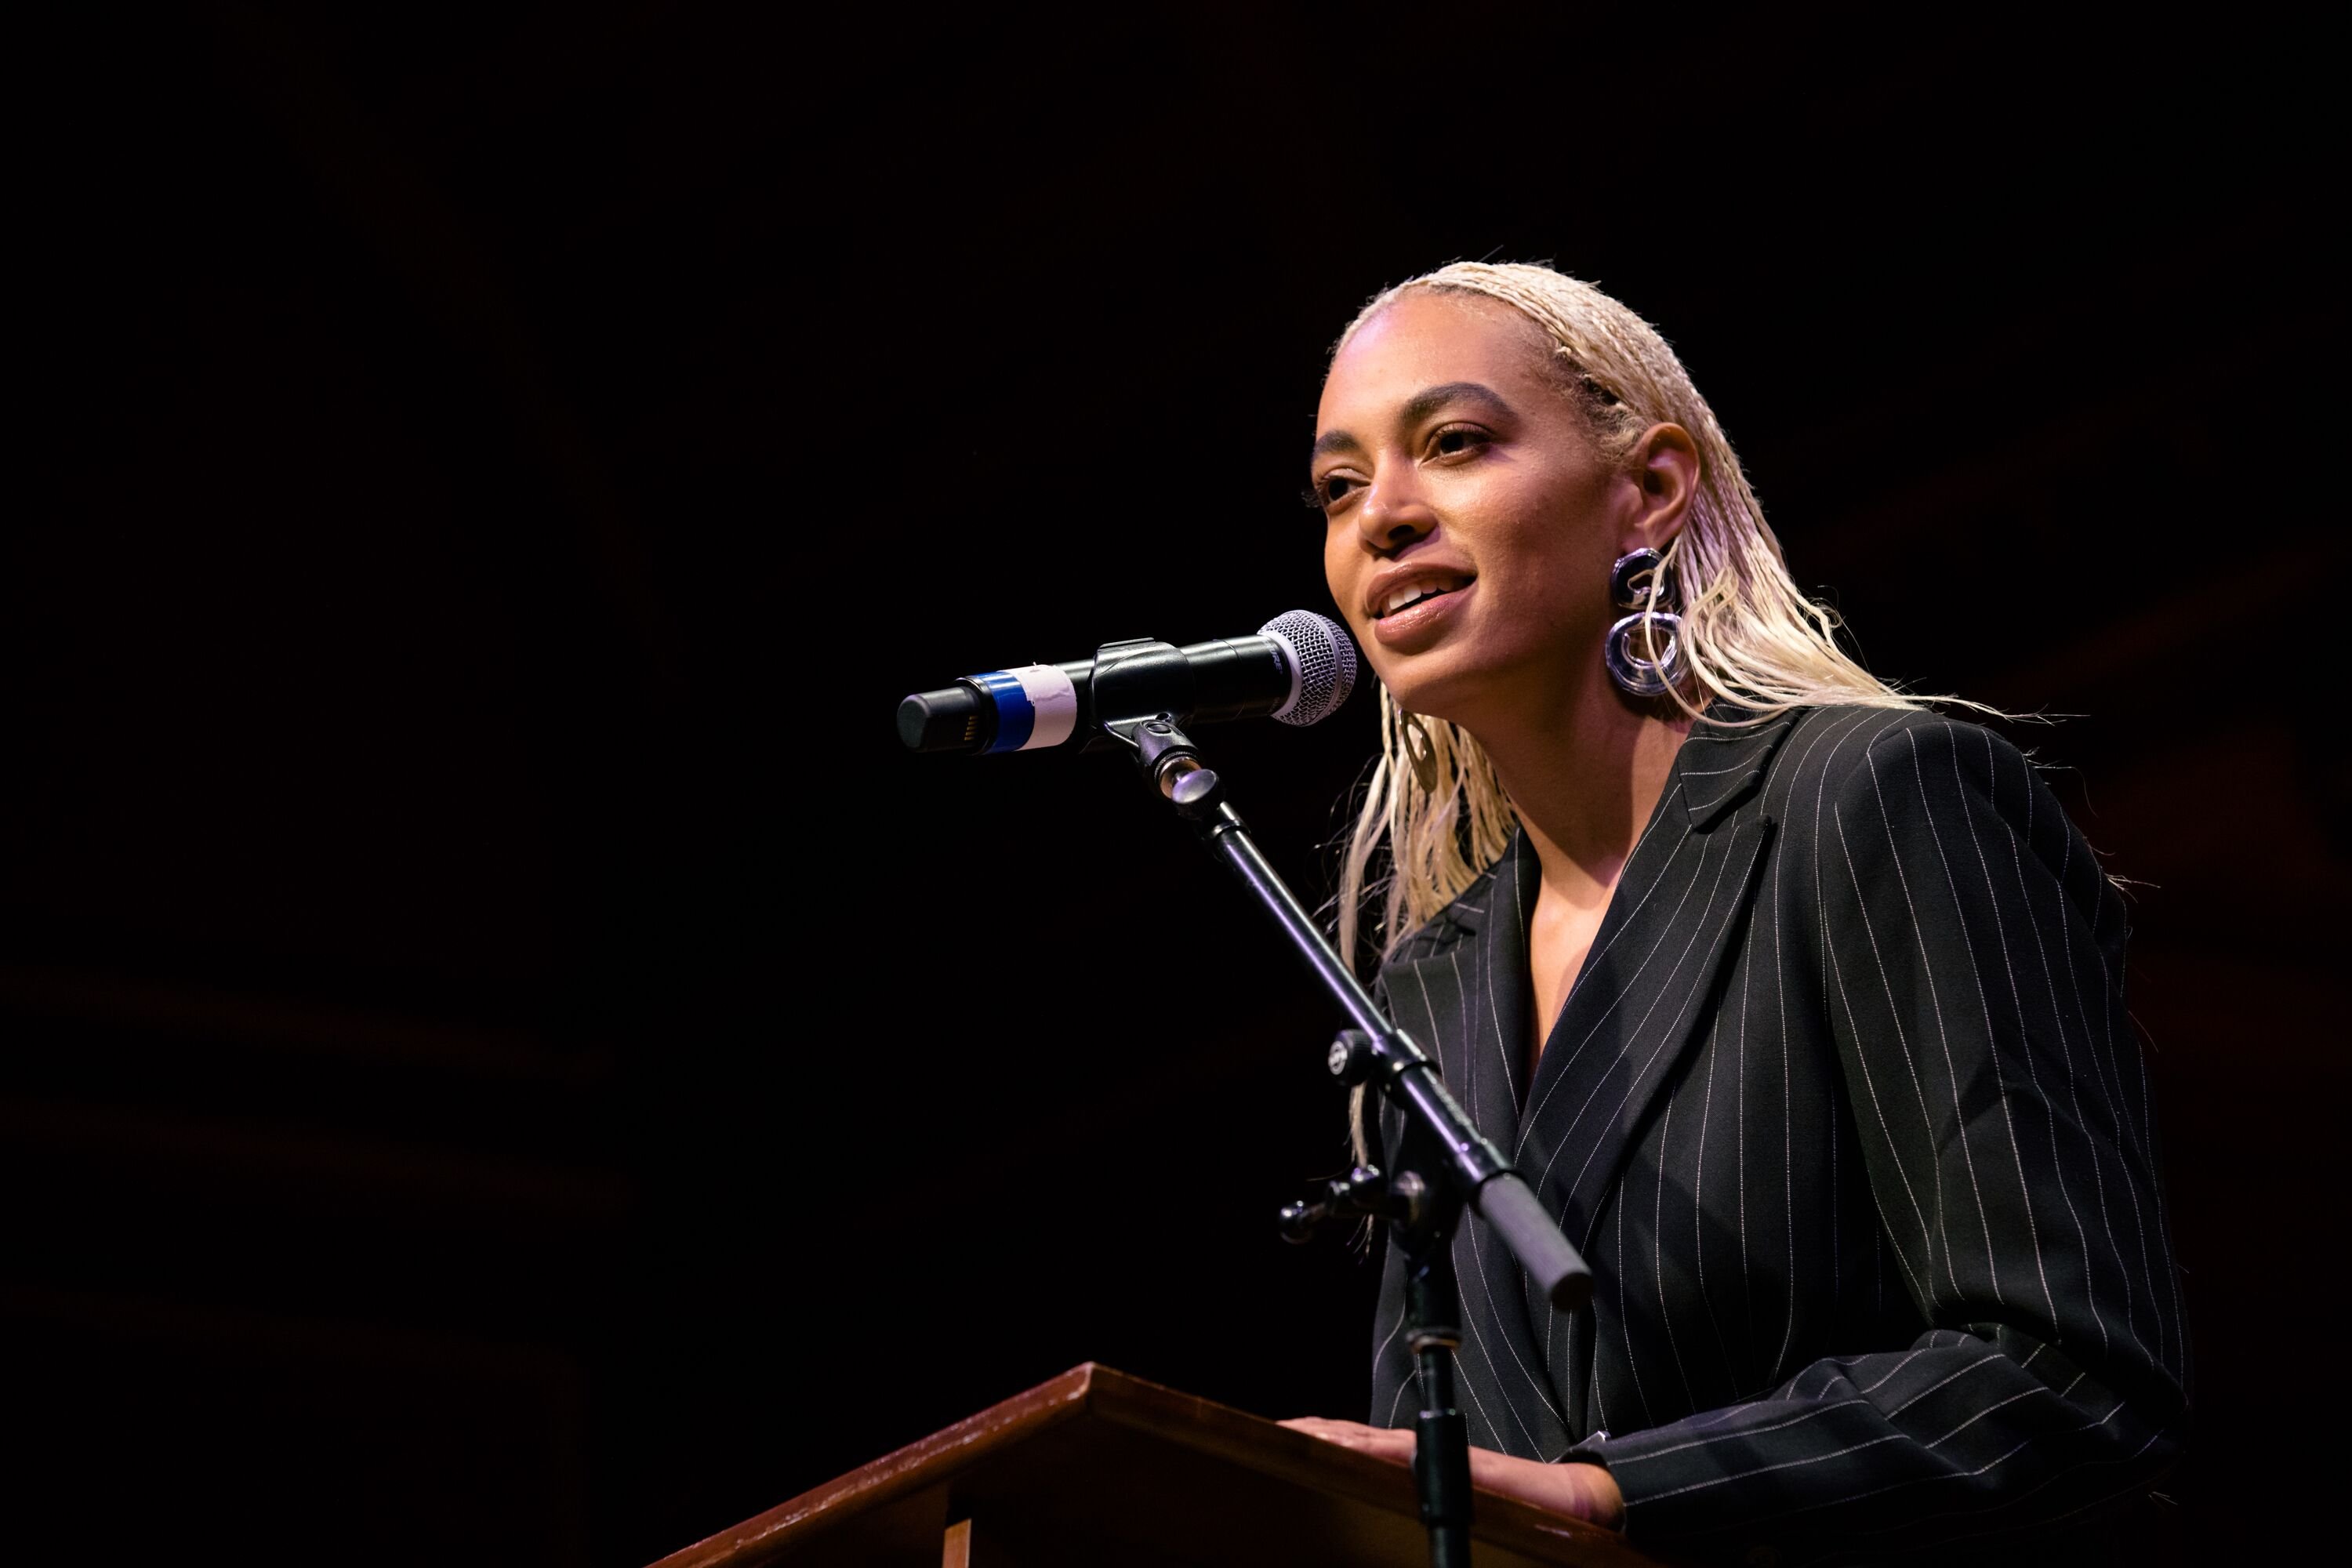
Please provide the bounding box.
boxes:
[967,669,1035,753]
[966,664,1080,754]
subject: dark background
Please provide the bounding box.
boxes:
[13,3,2343,1563]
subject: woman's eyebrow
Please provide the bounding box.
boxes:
[1399,381,1514,427]
[1308,382,1516,465]
[1308,427,1366,464]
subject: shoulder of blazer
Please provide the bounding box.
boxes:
[1758,702,2042,827]
[1756,704,2118,942]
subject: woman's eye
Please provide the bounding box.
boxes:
[1431,426,1490,458]
[1308,474,1359,509]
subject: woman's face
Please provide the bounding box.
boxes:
[1312,290,1671,728]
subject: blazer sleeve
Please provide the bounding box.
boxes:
[1572,716,2190,1558]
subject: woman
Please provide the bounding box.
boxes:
[1279,264,2187,1562]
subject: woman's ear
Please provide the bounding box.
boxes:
[1625,423,1700,549]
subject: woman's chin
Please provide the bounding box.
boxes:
[1375,658,1485,730]
[1375,637,1594,735]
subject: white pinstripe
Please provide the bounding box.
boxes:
[1996,742,2138,1363]
[1882,1351,2007,1417]
[1609,1397,1880,1465]
[1493,868,1524,1103]
[1769,793,1799,1382]
[1760,708,1874,1387]
[1875,731,2003,1302]
[1824,809,1936,1301]
[1401,960,1554,1450]
[1953,731,2098,1346]
[1634,1434,1912,1504]
[1696,1012,1737,1383]
[1923,1387,2043,1450]
[1588,1302,1613,1441]
[1806,710,1896,1314]
[2056,826,2166,1366]
[1617,1188,1654,1428]
[1979,733,2116,1360]
[1655,1091,1698,1410]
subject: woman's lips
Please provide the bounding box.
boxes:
[1370,579,1474,651]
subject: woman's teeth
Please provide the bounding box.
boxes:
[1379,581,1465,617]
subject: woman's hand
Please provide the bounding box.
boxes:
[1278,1417,1624,1530]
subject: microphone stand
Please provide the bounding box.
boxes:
[1103,710,1595,1568]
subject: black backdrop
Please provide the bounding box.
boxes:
[13,5,2344,1563]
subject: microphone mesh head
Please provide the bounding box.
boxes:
[1259,610,1358,727]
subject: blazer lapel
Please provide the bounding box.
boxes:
[1511,711,1797,1254]
[1381,851,1526,1149]
[1381,844,1570,1458]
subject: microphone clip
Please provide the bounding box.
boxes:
[1091,637,1196,739]
[1093,637,1226,814]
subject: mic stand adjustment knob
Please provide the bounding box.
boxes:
[1276,1164,1418,1243]
[1327,1028,1380,1085]
[1118,716,1225,819]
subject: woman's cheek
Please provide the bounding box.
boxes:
[1322,532,1356,620]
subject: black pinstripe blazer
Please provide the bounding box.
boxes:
[1366,704,2189,1563]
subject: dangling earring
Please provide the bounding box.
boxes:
[1604,547,1687,699]
[1398,712,1443,793]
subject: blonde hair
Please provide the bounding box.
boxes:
[1332,262,1936,985]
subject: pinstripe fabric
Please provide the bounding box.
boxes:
[1366,706,2187,1562]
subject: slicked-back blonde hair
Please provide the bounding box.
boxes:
[1332,263,1931,982]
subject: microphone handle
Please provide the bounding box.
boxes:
[897,657,1094,755]
[1176,634,1298,723]
[897,636,1290,756]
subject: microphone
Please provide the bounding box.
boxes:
[897,610,1358,755]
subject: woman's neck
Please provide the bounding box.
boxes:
[1467,667,1693,908]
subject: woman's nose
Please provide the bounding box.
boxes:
[1356,479,1436,554]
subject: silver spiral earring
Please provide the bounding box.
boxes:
[1603,548,1687,699]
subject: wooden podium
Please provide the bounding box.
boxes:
[652,1363,1665,1567]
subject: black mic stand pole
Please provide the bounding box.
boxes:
[1104,711,1594,1568]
